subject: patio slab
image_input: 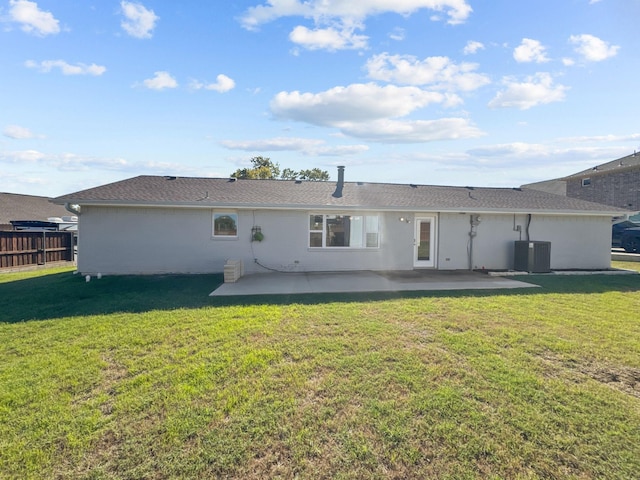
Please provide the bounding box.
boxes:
[210,270,539,297]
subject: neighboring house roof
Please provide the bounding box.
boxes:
[53,175,629,216]
[522,153,640,190]
[519,179,566,196]
[0,192,71,225]
[562,152,640,180]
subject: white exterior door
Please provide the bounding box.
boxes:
[414,216,436,267]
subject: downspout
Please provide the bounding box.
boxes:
[525,214,532,241]
[468,214,480,271]
[468,222,474,270]
[65,203,81,216]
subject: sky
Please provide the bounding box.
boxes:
[1,0,639,197]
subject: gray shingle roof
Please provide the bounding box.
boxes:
[53,175,630,215]
[562,153,640,179]
[0,192,72,225]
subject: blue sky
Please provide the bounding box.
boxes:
[1,0,638,197]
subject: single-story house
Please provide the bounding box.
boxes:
[53,168,631,276]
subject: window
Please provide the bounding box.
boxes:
[582,178,591,187]
[309,214,379,248]
[213,212,238,237]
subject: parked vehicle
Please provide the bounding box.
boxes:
[612,220,640,248]
[621,228,640,253]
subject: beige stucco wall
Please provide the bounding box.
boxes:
[76,206,612,275]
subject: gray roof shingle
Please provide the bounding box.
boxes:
[53,175,630,215]
[1,192,72,225]
[562,153,640,179]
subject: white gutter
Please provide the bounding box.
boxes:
[54,199,629,218]
[64,202,81,216]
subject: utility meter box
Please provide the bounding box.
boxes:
[514,241,551,273]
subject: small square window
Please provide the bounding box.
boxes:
[582,178,591,187]
[213,213,238,237]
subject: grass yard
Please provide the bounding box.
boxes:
[1,264,639,479]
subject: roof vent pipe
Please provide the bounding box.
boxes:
[332,165,345,198]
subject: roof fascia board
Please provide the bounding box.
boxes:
[56,200,627,216]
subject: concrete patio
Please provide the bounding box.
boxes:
[210,270,539,297]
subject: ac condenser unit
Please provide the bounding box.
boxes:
[514,241,551,273]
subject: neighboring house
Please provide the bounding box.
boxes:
[522,152,640,214]
[53,169,630,276]
[0,192,74,231]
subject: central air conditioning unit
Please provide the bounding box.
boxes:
[514,241,551,273]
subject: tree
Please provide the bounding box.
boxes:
[280,168,298,180]
[231,156,280,179]
[231,156,329,181]
[298,168,330,182]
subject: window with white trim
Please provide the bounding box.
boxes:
[309,214,379,248]
[213,212,238,237]
[582,178,591,187]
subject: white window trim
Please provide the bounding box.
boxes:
[582,178,591,187]
[212,211,239,239]
[308,213,380,249]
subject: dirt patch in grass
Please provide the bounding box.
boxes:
[584,363,640,397]
[539,351,640,398]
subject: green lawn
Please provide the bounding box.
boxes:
[1,264,639,479]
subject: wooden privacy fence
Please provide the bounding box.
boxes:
[0,231,74,269]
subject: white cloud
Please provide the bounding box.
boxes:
[289,24,368,51]
[569,34,619,62]
[269,83,480,142]
[0,170,49,187]
[3,125,39,139]
[459,143,633,186]
[190,74,236,93]
[120,1,159,39]
[339,117,484,143]
[365,53,490,92]
[389,27,405,41]
[559,133,640,143]
[50,153,129,172]
[220,137,369,156]
[140,71,178,90]
[221,137,324,151]
[240,1,471,51]
[467,142,550,158]
[0,149,46,163]
[240,0,472,29]
[513,38,549,63]
[270,83,456,126]
[25,59,106,76]
[314,144,370,156]
[463,40,484,55]
[8,0,60,36]
[466,142,632,173]
[488,73,568,110]
[0,149,201,176]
